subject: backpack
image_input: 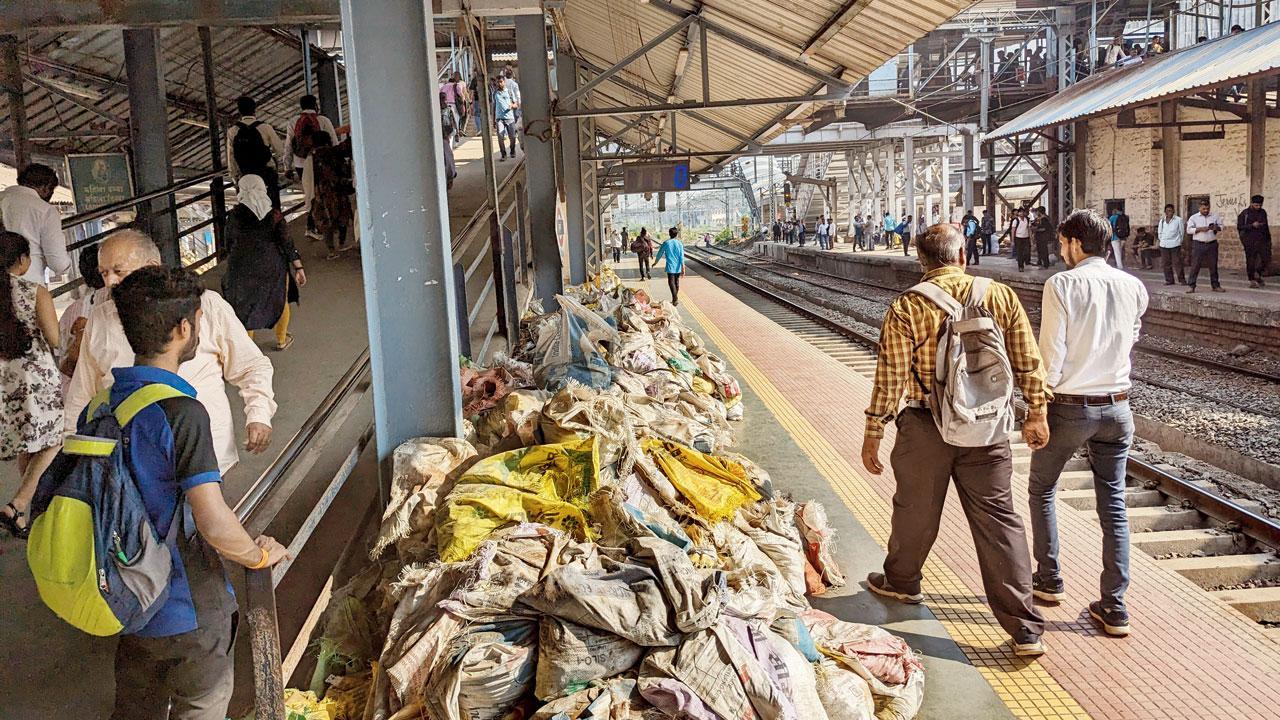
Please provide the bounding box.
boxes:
[1114,213,1131,239]
[908,276,1016,447]
[232,121,272,172]
[291,112,323,160]
[26,383,190,636]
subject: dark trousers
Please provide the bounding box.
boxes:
[965,234,980,265]
[1028,402,1134,612]
[1035,235,1053,267]
[1014,236,1032,270]
[1160,246,1185,284]
[637,254,651,279]
[884,409,1044,639]
[324,223,349,252]
[982,232,995,255]
[854,230,864,250]
[612,247,621,263]
[497,120,518,157]
[112,613,236,720]
[1187,240,1220,289]
[666,271,681,303]
[1244,238,1272,282]
[901,232,911,255]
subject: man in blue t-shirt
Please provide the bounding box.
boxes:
[654,226,686,305]
[104,267,289,720]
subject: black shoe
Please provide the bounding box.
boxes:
[1032,577,1066,603]
[0,502,28,539]
[1212,286,1225,293]
[1164,281,1175,286]
[866,572,924,604]
[1088,601,1131,637]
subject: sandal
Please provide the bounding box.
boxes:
[275,334,295,352]
[1,502,29,539]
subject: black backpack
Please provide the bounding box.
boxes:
[1115,213,1131,239]
[232,121,272,172]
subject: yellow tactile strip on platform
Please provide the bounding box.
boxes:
[680,295,1092,720]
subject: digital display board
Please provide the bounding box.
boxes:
[622,161,691,193]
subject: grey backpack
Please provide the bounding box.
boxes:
[909,276,1015,447]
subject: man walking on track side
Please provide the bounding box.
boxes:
[1027,209,1148,638]
[654,227,686,306]
[861,223,1050,658]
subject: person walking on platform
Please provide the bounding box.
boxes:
[771,219,782,243]
[981,208,997,256]
[283,94,337,240]
[311,132,356,260]
[503,68,523,154]
[797,220,808,248]
[631,227,654,280]
[1156,204,1186,285]
[898,215,914,256]
[0,231,63,538]
[1237,195,1271,288]
[1033,206,1055,268]
[608,228,622,264]
[1027,209,1148,638]
[220,175,307,352]
[853,214,866,251]
[962,210,980,265]
[883,211,898,248]
[1011,207,1033,271]
[492,76,519,161]
[226,96,285,210]
[0,164,71,285]
[1107,208,1130,270]
[84,266,289,720]
[65,231,277,474]
[1185,200,1224,293]
[861,223,1049,657]
[654,227,686,306]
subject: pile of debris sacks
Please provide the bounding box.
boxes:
[295,270,925,720]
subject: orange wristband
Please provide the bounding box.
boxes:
[248,547,270,570]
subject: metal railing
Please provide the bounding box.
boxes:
[231,157,531,720]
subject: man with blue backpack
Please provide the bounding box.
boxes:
[27,266,288,720]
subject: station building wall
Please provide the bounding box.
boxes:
[1082,105,1279,274]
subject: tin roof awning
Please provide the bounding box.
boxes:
[987,21,1280,141]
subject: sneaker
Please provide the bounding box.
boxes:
[1032,577,1066,603]
[1088,601,1131,637]
[865,572,924,604]
[1012,632,1046,657]
[306,230,322,241]
[1212,286,1226,293]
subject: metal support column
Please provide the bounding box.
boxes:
[123,29,179,267]
[316,55,341,126]
[516,13,562,308]
[557,51,586,284]
[580,113,601,270]
[1074,120,1089,211]
[903,136,915,222]
[940,141,951,222]
[300,27,314,95]
[0,35,29,169]
[884,142,896,218]
[338,0,464,475]
[1248,79,1267,199]
[961,131,975,212]
[979,37,995,218]
[199,28,226,256]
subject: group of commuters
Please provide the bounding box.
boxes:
[1143,196,1271,292]
[863,210,1149,655]
[609,226,686,305]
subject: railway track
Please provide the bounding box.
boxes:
[686,247,1280,630]
[703,244,1280,386]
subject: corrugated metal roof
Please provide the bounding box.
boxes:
[558,0,974,175]
[3,27,343,175]
[987,21,1280,140]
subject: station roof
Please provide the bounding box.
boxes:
[4,27,340,176]
[555,0,974,175]
[987,21,1280,141]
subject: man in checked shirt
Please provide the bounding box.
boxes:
[861,223,1052,658]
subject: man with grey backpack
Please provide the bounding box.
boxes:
[1028,209,1147,638]
[861,223,1051,657]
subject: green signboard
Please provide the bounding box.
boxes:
[65,153,134,212]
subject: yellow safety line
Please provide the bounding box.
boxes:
[680,293,1092,720]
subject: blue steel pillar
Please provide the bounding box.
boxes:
[556,52,586,284]
[515,13,563,308]
[122,29,180,267]
[338,0,464,475]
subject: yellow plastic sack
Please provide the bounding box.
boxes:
[435,435,599,562]
[644,439,760,523]
[283,689,338,720]
[691,376,716,396]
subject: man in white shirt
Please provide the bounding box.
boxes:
[1155,203,1186,285]
[1184,199,1224,293]
[226,96,286,210]
[1103,35,1125,67]
[66,231,277,473]
[0,164,71,284]
[283,94,338,241]
[1011,206,1033,271]
[1027,209,1148,639]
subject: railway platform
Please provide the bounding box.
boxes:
[623,254,1280,720]
[756,241,1280,355]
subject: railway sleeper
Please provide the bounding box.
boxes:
[1132,528,1249,557]
[1158,553,1280,589]
[1059,487,1166,510]
[1210,586,1280,623]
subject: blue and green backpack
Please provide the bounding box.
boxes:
[26,383,189,636]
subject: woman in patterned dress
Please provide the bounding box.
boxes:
[0,231,63,538]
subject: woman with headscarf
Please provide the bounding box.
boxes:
[221,174,307,351]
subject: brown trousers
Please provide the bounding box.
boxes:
[884,408,1044,638]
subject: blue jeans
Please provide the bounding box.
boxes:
[1027,401,1134,612]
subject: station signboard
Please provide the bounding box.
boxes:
[65,153,133,213]
[621,161,690,193]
